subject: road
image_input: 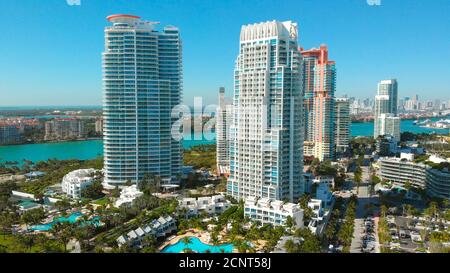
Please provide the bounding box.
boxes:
[349,166,380,253]
[0,174,25,183]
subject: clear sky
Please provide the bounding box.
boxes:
[0,0,449,106]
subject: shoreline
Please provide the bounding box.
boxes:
[0,138,103,148]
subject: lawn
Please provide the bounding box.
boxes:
[92,197,109,206]
[0,234,64,253]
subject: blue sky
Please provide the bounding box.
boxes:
[0,0,449,106]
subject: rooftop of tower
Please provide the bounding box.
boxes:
[379,79,398,84]
[301,44,335,65]
[240,20,298,42]
[106,14,162,31]
[107,14,141,23]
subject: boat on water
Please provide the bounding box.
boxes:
[416,119,431,126]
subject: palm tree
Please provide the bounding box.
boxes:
[74,226,93,252]
[181,236,192,246]
[155,176,162,192]
[380,205,388,218]
[0,213,13,239]
[183,248,194,253]
[51,222,74,253]
[18,234,35,252]
[284,239,297,253]
[34,191,44,203]
[211,232,220,246]
[285,216,294,229]
[354,172,362,194]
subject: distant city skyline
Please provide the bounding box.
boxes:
[0,0,449,106]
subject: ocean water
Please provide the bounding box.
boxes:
[0,120,448,164]
[0,132,215,164]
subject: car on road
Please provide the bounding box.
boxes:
[362,235,376,241]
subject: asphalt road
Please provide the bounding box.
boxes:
[350,166,380,253]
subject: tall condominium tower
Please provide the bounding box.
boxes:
[334,98,350,154]
[377,79,398,115]
[376,114,400,140]
[301,45,336,161]
[103,15,183,186]
[216,87,232,175]
[228,21,304,202]
[374,79,399,139]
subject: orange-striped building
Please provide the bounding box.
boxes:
[301,45,336,161]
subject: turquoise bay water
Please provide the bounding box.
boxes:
[161,237,234,253]
[30,212,100,231]
[0,120,448,164]
[351,118,449,137]
[0,132,215,164]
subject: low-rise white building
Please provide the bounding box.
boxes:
[244,197,304,228]
[61,169,96,199]
[114,185,144,208]
[313,176,335,189]
[379,154,450,200]
[178,195,231,216]
[116,215,176,247]
[307,198,329,236]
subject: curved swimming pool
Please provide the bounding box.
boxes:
[30,212,100,231]
[161,236,234,253]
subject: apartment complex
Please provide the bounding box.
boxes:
[374,79,399,139]
[44,118,84,141]
[95,118,104,134]
[61,169,96,199]
[103,15,183,186]
[376,135,398,156]
[227,20,304,202]
[244,196,304,228]
[334,97,350,154]
[379,154,450,200]
[376,113,400,140]
[114,185,144,208]
[216,87,232,175]
[0,124,22,145]
[178,195,231,216]
[117,216,176,247]
[301,45,336,161]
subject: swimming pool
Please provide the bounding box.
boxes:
[30,212,100,231]
[161,237,234,253]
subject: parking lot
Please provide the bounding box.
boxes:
[385,215,424,252]
[350,216,380,253]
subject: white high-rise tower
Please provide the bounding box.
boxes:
[374,79,399,139]
[227,21,304,202]
[103,15,183,186]
[334,97,350,154]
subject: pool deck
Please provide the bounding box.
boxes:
[158,229,239,253]
[158,229,208,251]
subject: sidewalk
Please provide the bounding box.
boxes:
[350,218,363,253]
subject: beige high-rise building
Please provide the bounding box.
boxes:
[334,98,350,154]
